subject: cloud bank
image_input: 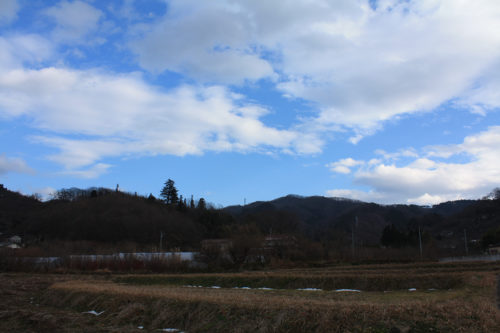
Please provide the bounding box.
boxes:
[131,0,500,140]
[327,126,500,205]
[0,66,310,172]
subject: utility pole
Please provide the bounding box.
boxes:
[464,229,469,256]
[352,216,357,259]
[159,231,164,252]
[418,226,423,260]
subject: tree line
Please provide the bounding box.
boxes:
[2,182,500,264]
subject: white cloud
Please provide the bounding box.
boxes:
[374,148,419,161]
[0,154,33,175]
[407,193,448,206]
[44,1,103,43]
[0,66,308,173]
[0,35,53,72]
[457,59,500,115]
[129,1,275,84]
[61,163,112,179]
[33,186,57,201]
[0,0,19,25]
[275,0,500,136]
[325,189,384,203]
[327,158,364,174]
[326,126,500,205]
[130,0,500,141]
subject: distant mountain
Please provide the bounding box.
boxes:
[225,195,361,222]
[432,198,500,243]
[428,200,477,216]
[224,194,482,245]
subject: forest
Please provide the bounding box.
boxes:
[1,181,500,264]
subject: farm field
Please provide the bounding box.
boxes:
[1,261,500,332]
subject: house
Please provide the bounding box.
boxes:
[0,235,22,249]
[488,243,500,255]
[9,235,21,244]
[201,239,233,253]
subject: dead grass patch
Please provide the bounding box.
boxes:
[46,274,500,332]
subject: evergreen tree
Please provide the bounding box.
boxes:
[160,179,179,204]
[197,197,206,210]
[190,195,195,209]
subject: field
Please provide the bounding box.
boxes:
[1,261,500,332]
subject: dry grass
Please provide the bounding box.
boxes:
[2,261,500,332]
[48,279,468,309]
[44,265,500,332]
[114,261,484,291]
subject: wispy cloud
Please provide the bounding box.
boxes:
[0,34,53,72]
[43,0,104,43]
[0,0,19,25]
[61,163,112,179]
[326,158,364,174]
[0,154,33,176]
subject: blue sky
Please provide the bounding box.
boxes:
[1,0,500,206]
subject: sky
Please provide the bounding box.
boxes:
[1,0,500,207]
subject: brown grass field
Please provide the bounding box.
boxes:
[1,261,500,332]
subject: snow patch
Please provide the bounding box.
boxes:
[335,289,361,292]
[82,310,104,316]
[297,288,322,291]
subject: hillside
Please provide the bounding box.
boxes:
[0,185,42,235]
[0,185,233,251]
[224,195,480,246]
[1,184,500,260]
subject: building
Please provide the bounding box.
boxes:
[488,243,500,255]
[201,239,233,253]
[0,235,22,249]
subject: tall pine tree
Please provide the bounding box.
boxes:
[160,179,179,205]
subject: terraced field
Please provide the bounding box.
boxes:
[1,261,499,332]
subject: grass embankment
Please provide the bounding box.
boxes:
[36,262,500,332]
[114,261,500,291]
[114,272,464,291]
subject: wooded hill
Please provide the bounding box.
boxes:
[1,184,499,259]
